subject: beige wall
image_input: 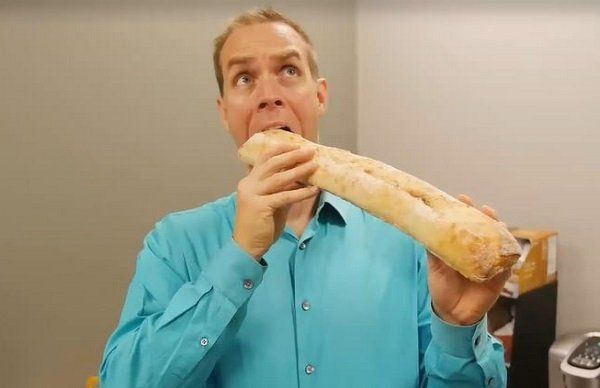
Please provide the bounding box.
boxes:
[357,2,600,335]
[0,2,356,387]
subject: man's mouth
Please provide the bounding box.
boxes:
[257,123,295,134]
[259,125,293,133]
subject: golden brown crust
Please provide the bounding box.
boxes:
[238,129,522,282]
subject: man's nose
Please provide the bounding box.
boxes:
[255,78,284,111]
[258,97,283,111]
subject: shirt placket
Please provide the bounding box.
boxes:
[287,219,319,386]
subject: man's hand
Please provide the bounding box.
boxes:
[427,194,511,326]
[233,143,319,260]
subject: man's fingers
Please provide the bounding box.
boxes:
[457,194,474,206]
[260,160,318,194]
[281,181,305,191]
[487,269,512,292]
[458,194,503,223]
[497,269,511,283]
[268,186,320,208]
[256,147,316,179]
[481,205,499,221]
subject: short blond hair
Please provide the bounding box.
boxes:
[213,7,319,96]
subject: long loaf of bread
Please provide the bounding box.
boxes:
[238,129,522,282]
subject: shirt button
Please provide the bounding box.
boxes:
[301,300,311,311]
[243,279,254,290]
[199,337,209,347]
[305,364,315,375]
[474,335,481,347]
[487,377,495,386]
[299,242,307,250]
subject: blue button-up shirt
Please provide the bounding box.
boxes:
[100,191,506,387]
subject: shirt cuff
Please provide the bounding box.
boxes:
[200,238,267,308]
[430,307,489,359]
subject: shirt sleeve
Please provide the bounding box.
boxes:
[99,215,266,387]
[415,244,507,388]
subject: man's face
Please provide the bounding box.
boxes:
[217,22,328,148]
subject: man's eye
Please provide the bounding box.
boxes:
[282,65,298,77]
[235,74,251,86]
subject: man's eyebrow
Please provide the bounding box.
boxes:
[225,49,302,72]
[226,55,253,71]
[272,49,302,63]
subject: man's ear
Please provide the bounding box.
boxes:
[216,96,230,133]
[316,78,328,116]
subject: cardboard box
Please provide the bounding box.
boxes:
[501,229,557,298]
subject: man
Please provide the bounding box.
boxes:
[100,7,509,387]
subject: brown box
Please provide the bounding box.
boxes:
[501,229,558,298]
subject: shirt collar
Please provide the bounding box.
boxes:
[316,190,351,225]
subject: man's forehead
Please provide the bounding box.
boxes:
[220,22,309,67]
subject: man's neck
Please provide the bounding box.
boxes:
[286,192,320,238]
